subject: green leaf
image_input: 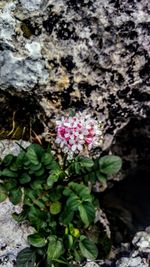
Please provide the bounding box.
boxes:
[12,210,27,222]
[74,162,81,174]
[4,179,17,190]
[34,167,45,177]
[9,188,22,205]
[66,235,73,249]
[16,247,36,267]
[47,169,61,188]
[99,155,122,175]
[16,151,26,168]
[68,182,92,202]
[0,185,7,202]
[34,199,45,209]
[74,249,82,262]
[2,169,18,178]
[23,160,31,167]
[41,152,53,166]
[49,186,63,202]
[24,188,37,202]
[79,237,98,260]
[29,163,42,171]
[78,157,94,168]
[47,236,64,261]
[26,147,39,166]
[60,208,74,225]
[50,201,62,215]
[49,160,60,170]
[78,202,95,227]
[66,195,80,210]
[3,154,14,167]
[30,180,43,190]
[97,172,107,182]
[10,162,19,172]
[28,233,46,248]
[28,206,47,230]
[19,173,31,184]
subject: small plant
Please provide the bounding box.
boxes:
[0,112,122,267]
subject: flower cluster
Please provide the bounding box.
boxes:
[55,112,103,159]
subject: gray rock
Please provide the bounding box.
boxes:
[0,140,33,267]
[0,0,149,139]
[0,139,30,159]
[20,0,45,12]
[0,199,33,267]
[132,229,150,253]
[0,50,48,91]
[0,2,16,41]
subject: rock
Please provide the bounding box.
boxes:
[0,140,32,267]
[0,0,149,144]
[0,0,150,265]
[0,50,48,91]
[132,229,150,253]
[0,2,16,41]
[20,0,44,12]
[116,257,143,267]
[115,227,150,267]
[0,139,30,159]
[0,199,33,267]
[82,227,150,267]
[83,261,100,267]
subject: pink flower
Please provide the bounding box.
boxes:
[55,112,103,159]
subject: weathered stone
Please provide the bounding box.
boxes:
[0,140,30,159]
[0,140,32,267]
[0,2,16,41]
[0,1,150,265]
[0,0,149,142]
[20,0,45,12]
[0,50,48,91]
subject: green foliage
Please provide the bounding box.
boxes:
[0,143,122,266]
[99,155,122,175]
[79,236,98,260]
[16,248,36,267]
[0,185,7,202]
[28,233,46,248]
[47,236,64,261]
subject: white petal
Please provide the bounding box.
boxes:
[64,122,71,127]
[79,134,84,140]
[72,144,77,152]
[64,133,70,138]
[69,139,74,144]
[55,138,61,144]
[77,144,83,151]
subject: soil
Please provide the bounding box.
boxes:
[0,90,45,141]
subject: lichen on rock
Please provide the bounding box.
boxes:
[20,0,45,12]
[0,0,149,144]
[0,50,48,91]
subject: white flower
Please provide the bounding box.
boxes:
[55,111,103,159]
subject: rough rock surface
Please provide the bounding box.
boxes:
[0,0,149,142]
[0,140,30,159]
[0,0,150,266]
[83,228,150,267]
[0,140,32,267]
[115,227,150,267]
